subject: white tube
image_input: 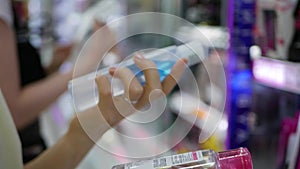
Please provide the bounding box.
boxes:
[69,41,206,112]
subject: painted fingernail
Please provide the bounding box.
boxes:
[181,58,188,64]
[109,67,116,75]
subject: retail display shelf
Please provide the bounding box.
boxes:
[169,92,223,131]
[253,57,300,94]
[288,115,300,169]
[175,26,229,49]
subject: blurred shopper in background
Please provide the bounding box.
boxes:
[0,54,187,168]
[0,0,117,163]
[0,0,73,162]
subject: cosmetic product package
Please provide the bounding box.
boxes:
[255,0,297,60]
[112,147,252,169]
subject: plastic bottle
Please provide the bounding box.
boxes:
[112,147,253,169]
[69,41,206,112]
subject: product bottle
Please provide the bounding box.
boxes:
[69,41,206,112]
[112,147,252,169]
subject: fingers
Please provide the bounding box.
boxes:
[96,54,186,111]
[132,54,164,108]
[133,54,161,89]
[162,58,187,94]
[95,75,113,106]
[95,75,127,126]
[109,67,143,101]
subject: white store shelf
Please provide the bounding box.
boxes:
[175,26,229,49]
[169,92,227,140]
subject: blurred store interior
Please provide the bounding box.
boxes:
[3,0,300,168]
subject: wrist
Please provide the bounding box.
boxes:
[66,106,110,148]
[58,61,74,77]
[58,120,95,167]
[65,117,95,152]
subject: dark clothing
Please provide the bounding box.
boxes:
[12,1,47,163]
[16,42,47,163]
[16,42,46,86]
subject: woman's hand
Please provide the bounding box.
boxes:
[45,44,73,74]
[97,53,187,129]
[68,54,187,144]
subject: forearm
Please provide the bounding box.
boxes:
[0,20,73,129]
[24,106,109,169]
[24,129,94,169]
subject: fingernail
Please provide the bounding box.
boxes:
[135,53,144,60]
[181,58,188,64]
[109,67,116,75]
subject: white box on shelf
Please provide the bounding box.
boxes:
[255,0,297,59]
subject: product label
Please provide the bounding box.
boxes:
[123,150,208,169]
